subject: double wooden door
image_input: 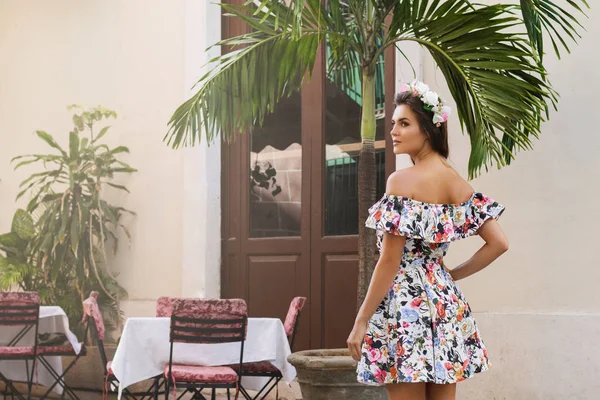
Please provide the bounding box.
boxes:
[221,1,396,350]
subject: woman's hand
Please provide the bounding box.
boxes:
[441,260,457,281]
[347,319,368,362]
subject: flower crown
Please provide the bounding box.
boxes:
[399,80,451,127]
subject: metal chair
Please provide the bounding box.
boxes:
[163,298,248,400]
[36,335,87,400]
[155,297,181,318]
[234,296,307,400]
[82,291,161,400]
[0,291,41,400]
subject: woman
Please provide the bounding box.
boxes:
[347,81,509,400]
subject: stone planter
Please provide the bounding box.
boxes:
[287,348,386,400]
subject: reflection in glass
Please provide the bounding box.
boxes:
[250,93,302,238]
[324,41,386,236]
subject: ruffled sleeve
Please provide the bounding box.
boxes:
[365,195,407,239]
[365,192,505,247]
[460,192,506,237]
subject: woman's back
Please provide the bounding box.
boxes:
[359,166,506,385]
[387,160,474,206]
[351,82,509,397]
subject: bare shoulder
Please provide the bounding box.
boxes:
[387,165,474,203]
[386,168,420,197]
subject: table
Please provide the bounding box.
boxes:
[0,306,82,395]
[111,317,296,398]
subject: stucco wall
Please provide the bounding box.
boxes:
[0,0,222,319]
[395,3,600,398]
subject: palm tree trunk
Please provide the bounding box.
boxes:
[357,68,377,312]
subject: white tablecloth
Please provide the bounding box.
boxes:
[0,306,82,394]
[111,317,296,398]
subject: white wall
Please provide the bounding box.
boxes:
[180,0,222,301]
[0,0,221,319]
[396,3,600,398]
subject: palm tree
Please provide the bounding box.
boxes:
[164,0,588,310]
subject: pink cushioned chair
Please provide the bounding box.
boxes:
[233,296,307,400]
[37,330,87,400]
[82,291,162,400]
[156,297,181,318]
[0,291,41,400]
[283,297,306,352]
[163,298,248,400]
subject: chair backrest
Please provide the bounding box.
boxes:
[0,291,40,326]
[156,296,180,317]
[82,291,109,371]
[0,291,41,348]
[167,298,248,382]
[169,298,248,344]
[283,296,306,351]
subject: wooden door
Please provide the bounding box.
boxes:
[221,1,396,350]
[307,43,396,349]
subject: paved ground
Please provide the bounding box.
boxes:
[152,381,302,400]
[2,380,302,399]
[186,381,301,399]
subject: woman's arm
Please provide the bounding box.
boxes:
[347,232,405,361]
[447,219,509,281]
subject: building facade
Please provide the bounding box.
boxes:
[1,1,599,398]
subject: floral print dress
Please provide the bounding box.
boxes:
[356,192,505,385]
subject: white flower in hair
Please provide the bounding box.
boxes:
[432,104,452,115]
[423,91,439,106]
[432,112,445,125]
[400,80,452,127]
[432,105,452,125]
[415,82,430,95]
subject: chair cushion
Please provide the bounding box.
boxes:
[82,291,105,341]
[156,296,179,318]
[38,342,87,356]
[229,361,281,375]
[0,292,40,325]
[0,346,35,357]
[37,345,76,355]
[0,291,40,304]
[170,299,248,343]
[283,297,306,337]
[164,365,237,384]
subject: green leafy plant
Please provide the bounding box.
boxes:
[0,209,38,291]
[6,105,136,338]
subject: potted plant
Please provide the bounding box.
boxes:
[0,105,136,393]
[163,1,587,398]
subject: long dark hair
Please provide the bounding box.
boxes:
[394,91,449,158]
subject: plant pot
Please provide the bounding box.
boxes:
[287,348,387,400]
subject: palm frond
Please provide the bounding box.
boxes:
[165,0,359,148]
[387,1,557,177]
[325,1,365,92]
[520,0,589,60]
